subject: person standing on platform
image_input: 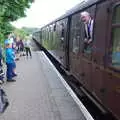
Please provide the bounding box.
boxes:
[19,39,24,56]
[24,40,32,58]
[8,34,17,77]
[5,38,16,82]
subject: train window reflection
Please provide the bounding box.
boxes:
[113,5,120,24]
[53,24,56,31]
[72,37,79,54]
[112,28,120,68]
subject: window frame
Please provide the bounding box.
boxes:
[108,3,120,71]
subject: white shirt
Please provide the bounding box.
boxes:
[24,40,31,47]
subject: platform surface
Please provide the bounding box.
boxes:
[0,50,86,120]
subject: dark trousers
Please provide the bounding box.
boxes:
[12,62,16,76]
[25,47,31,57]
[6,63,13,80]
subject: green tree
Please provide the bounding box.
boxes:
[22,27,40,34]
[0,0,34,44]
[0,0,34,22]
[13,28,28,40]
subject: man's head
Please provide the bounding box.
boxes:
[80,11,91,24]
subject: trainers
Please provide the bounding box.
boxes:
[15,58,19,61]
[7,79,16,82]
[12,74,17,77]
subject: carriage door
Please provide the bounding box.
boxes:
[58,19,68,68]
[104,1,120,119]
[90,1,111,105]
[63,19,69,69]
[69,13,82,80]
[80,5,96,92]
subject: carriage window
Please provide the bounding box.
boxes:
[113,5,120,24]
[81,12,94,55]
[53,24,56,31]
[60,23,65,47]
[60,23,65,39]
[111,5,120,68]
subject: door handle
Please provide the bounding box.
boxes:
[95,66,99,70]
[100,88,106,94]
[80,73,85,77]
[108,72,112,79]
[93,59,97,63]
[88,62,91,64]
[108,72,112,76]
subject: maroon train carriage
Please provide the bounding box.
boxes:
[33,0,120,119]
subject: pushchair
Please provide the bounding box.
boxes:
[0,86,9,113]
[0,66,4,84]
[0,67,9,113]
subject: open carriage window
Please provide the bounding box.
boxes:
[80,11,94,54]
[53,24,56,32]
[111,5,120,69]
[112,5,120,24]
[70,13,81,54]
[60,23,65,40]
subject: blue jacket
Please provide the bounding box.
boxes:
[6,48,14,63]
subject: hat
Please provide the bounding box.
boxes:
[4,39,12,45]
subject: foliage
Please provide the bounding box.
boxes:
[22,27,40,34]
[0,0,34,44]
[13,28,29,40]
[0,0,34,22]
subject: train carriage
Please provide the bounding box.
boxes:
[33,0,120,119]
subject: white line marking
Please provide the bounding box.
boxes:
[41,51,94,120]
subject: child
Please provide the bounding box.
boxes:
[5,40,16,82]
[7,35,17,77]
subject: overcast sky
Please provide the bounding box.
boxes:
[11,0,83,28]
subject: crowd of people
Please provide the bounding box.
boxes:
[0,33,32,83]
[0,33,32,113]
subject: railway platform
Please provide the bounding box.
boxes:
[0,44,93,120]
